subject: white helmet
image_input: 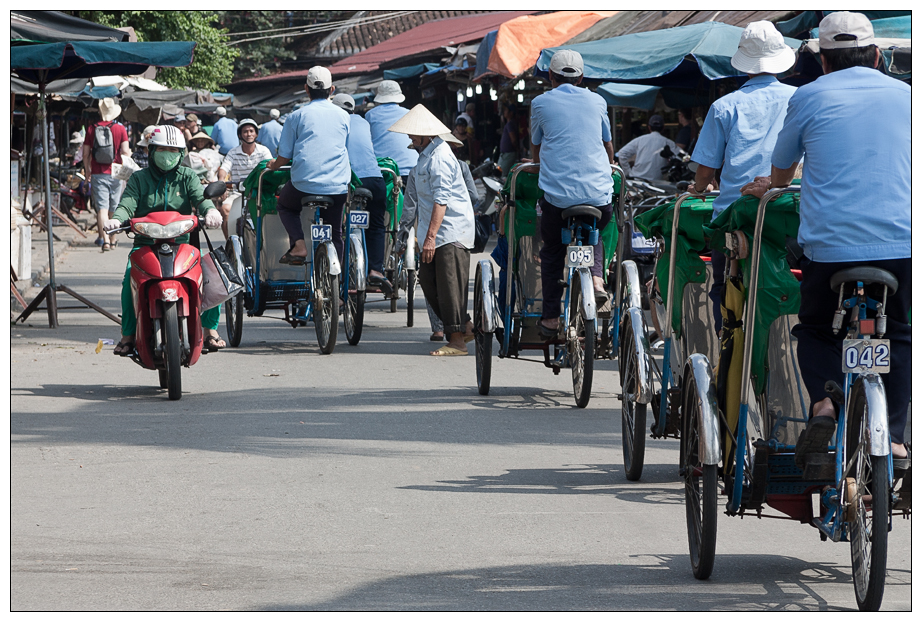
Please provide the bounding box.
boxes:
[148,125,186,150]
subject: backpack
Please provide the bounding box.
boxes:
[92,122,116,164]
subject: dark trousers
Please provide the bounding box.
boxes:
[792,257,911,444]
[419,244,471,335]
[276,181,347,261]
[359,176,388,274]
[709,250,727,334]
[538,197,613,320]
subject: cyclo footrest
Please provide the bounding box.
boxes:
[802,452,837,481]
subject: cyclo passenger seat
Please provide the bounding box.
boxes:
[829,266,899,294]
[560,205,603,221]
[301,194,335,208]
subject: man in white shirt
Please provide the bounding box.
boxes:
[615,115,675,181]
[217,118,272,237]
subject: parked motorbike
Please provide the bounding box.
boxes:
[469,158,505,253]
[110,181,226,400]
[659,144,697,184]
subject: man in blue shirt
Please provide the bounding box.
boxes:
[389,104,475,356]
[257,109,284,158]
[530,49,614,338]
[211,106,239,156]
[267,66,351,264]
[332,93,392,295]
[743,12,911,466]
[691,20,797,333]
[365,80,418,184]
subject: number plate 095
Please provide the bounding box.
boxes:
[566,245,594,268]
[842,339,890,374]
[311,224,332,242]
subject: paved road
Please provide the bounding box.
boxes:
[9,237,911,611]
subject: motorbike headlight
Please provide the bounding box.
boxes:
[133,219,196,239]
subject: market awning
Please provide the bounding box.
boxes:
[484,11,616,79]
[383,63,441,80]
[535,21,801,87]
[596,84,660,110]
[329,10,535,77]
[11,10,130,44]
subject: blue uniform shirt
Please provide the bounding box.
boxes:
[277,99,352,195]
[346,115,383,180]
[692,74,796,216]
[211,116,239,156]
[772,67,911,262]
[365,103,419,173]
[414,137,475,249]
[530,84,613,208]
[257,119,283,158]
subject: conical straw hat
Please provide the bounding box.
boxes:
[387,104,451,137]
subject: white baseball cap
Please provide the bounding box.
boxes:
[730,21,796,75]
[215,106,227,116]
[375,80,405,104]
[819,12,876,50]
[306,66,333,89]
[269,108,280,120]
[331,93,355,112]
[549,49,584,78]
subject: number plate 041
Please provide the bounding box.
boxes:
[842,339,890,374]
[311,224,332,243]
[566,245,594,268]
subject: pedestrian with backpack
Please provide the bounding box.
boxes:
[83,97,131,251]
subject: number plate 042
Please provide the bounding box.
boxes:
[311,224,332,243]
[566,245,594,268]
[349,210,370,229]
[842,339,890,374]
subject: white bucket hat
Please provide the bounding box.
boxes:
[730,21,796,75]
[98,97,122,122]
[137,125,158,147]
[819,12,876,50]
[387,104,451,137]
[375,80,405,104]
[69,131,84,144]
[549,49,584,78]
[306,66,333,90]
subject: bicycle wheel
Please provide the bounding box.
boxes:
[569,284,595,408]
[225,293,243,347]
[313,245,339,355]
[847,382,889,611]
[682,370,717,579]
[406,269,417,327]
[343,244,365,346]
[620,312,647,481]
[473,264,492,395]
[162,301,183,401]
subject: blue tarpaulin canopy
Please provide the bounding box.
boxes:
[536,21,801,88]
[596,83,660,110]
[383,63,441,81]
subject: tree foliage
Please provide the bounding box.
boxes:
[74,11,239,91]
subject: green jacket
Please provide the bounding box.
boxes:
[113,165,216,246]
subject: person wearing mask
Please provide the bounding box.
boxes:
[211,106,239,156]
[257,109,284,158]
[266,67,351,266]
[83,97,131,251]
[365,80,418,184]
[615,114,675,181]
[217,119,272,238]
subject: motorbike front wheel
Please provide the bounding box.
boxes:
[162,300,183,401]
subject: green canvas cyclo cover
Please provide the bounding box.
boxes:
[377,157,403,228]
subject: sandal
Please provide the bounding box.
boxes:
[101,243,112,252]
[113,341,135,356]
[537,321,559,339]
[204,335,226,352]
[431,345,467,356]
[430,332,445,342]
[279,249,307,266]
[367,274,394,297]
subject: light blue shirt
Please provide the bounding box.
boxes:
[772,67,911,262]
[257,119,283,158]
[692,74,796,216]
[211,116,239,156]
[414,137,475,249]
[530,84,613,208]
[346,114,383,180]
[365,103,418,174]
[278,99,351,195]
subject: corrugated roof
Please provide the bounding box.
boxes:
[329,10,536,77]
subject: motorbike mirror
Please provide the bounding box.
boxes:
[482,177,504,193]
[203,181,227,200]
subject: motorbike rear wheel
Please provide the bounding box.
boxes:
[162,301,182,401]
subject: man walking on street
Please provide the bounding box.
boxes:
[389,104,475,355]
[211,106,239,156]
[365,80,418,184]
[258,109,284,158]
[530,50,614,338]
[83,97,131,251]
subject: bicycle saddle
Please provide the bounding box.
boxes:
[560,205,602,221]
[353,188,373,201]
[301,195,334,207]
[829,266,899,294]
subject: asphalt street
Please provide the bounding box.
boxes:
[9,234,912,611]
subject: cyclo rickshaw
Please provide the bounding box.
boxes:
[472,163,626,408]
[374,157,418,326]
[222,162,347,354]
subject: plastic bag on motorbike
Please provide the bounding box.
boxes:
[200,229,244,310]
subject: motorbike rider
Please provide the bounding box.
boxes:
[105,125,225,355]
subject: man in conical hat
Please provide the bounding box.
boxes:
[389,104,475,356]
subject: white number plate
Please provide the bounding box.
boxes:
[311,224,332,243]
[842,339,890,374]
[566,245,594,268]
[349,210,370,229]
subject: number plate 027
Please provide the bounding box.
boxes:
[349,210,370,229]
[842,339,890,374]
[566,245,594,268]
[311,224,332,243]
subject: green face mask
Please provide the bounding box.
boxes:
[153,150,181,171]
